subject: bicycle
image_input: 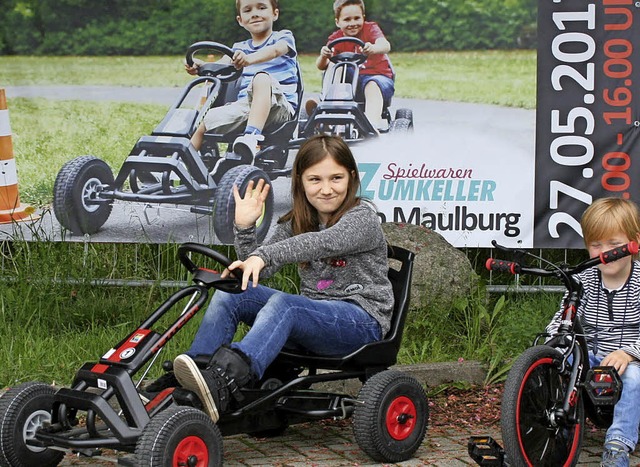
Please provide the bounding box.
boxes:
[468,240,638,467]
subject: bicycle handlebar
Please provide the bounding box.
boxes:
[486,241,639,278]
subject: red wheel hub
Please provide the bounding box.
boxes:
[385,396,417,440]
[173,435,208,467]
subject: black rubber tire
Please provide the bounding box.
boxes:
[213,164,274,244]
[0,382,65,467]
[134,405,223,466]
[501,345,584,467]
[389,117,413,133]
[353,370,428,463]
[394,108,413,123]
[53,155,114,235]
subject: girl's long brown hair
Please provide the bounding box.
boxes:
[279,135,361,235]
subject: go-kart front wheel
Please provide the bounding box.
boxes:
[53,155,114,235]
[0,382,65,467]
[134,405,223,466]
[213,164,274,244]
[353,370,428,463]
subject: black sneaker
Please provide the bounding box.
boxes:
[173,354,231,422]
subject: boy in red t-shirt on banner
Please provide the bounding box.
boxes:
[313,0,394,132]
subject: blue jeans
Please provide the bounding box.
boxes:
[187,285,382,379]
[590,353,640,450]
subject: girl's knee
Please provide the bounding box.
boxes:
[262,293,296,317]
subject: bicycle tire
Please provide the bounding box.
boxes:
[501,345,584,467]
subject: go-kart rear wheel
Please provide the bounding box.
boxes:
[389,117,413,133]
[0,382,65,467]
[134,405,223,466]
[53,155,114,235]
[213,164,273,244]
[353,370,428,463]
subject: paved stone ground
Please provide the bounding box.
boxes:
[55,418,640,466]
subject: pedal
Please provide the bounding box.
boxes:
[468,436,505,466]
[585,366,623,406]
[172,387,204,410]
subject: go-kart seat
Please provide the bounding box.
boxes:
[273,245,414,373]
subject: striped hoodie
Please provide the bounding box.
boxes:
[546,261,640,360]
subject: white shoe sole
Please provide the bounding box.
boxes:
[173,354,220,422]
[233,141,257,160]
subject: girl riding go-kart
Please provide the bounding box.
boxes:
[0,135,427,466]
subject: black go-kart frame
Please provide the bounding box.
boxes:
[0,242,428,466]
[300,36,414,140]
[52,41,306,244]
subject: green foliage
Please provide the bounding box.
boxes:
[398,285,561,382]
[0,237,566,387]
[1,0,537,55]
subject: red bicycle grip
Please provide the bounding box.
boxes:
[485,258,521,274]
[599,241,639,264]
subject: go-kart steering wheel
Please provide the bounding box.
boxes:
[327,37,367,66]
[178,242,243,293]
[185,41,243,82]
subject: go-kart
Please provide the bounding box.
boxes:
[0,242,428,466]
[300,36,413,141]
[52,41,304,244]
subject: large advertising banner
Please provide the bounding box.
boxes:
[352,122,535,248]
[535,0,640,248]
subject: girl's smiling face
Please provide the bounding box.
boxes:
[301,156,352,225]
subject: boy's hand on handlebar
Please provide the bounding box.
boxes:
[232,50,250,69]
[184,58,204,75]
[601,349,636,376]
[223,256,265,290]
[362,42,375,55]
[320,45,332,59]
[233,180,271,229]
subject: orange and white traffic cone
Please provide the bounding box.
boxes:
[0,88,35,224]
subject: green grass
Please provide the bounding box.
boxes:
[0,240,561,387]
[0,50,536,107]
[0,241,301,387]
[10,99,164,206]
